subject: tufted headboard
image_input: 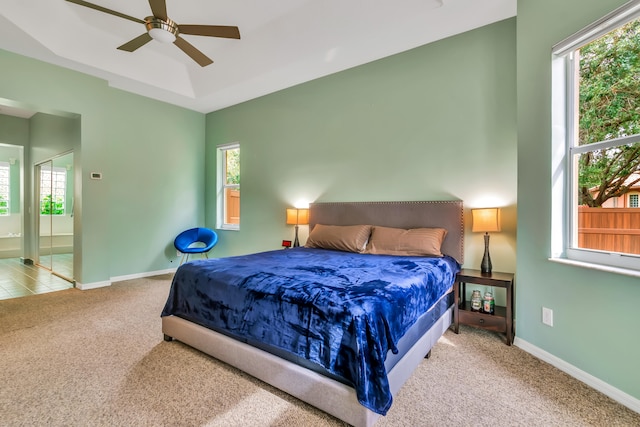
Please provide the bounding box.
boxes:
[308,200,464,264]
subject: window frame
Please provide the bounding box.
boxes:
[0,161,9,216]
[216,142,240,231]
[551,0,640,272]
[39,165,67,216]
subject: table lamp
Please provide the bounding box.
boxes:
[286,208,309,247]
[472,207,501,274]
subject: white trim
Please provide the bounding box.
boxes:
[553,0,640,55]
[549,257,640,278]
[111,268,177,283]
[216,142,240,230]
[75,280,111,290]
[75,268,177,290]
[515,337,640,415]
[551,5,640,269]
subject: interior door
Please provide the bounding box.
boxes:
[36,152,74,282]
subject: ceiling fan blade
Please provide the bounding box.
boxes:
[148,0,168,21]
[66,0,144,24]
[179,25,241,39]
[174,36,213,67]
[117,33,153,52]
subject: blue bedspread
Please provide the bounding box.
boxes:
[161,247,459,415]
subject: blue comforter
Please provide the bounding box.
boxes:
[161,247,459,415]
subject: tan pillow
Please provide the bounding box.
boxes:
[365,226,447,257]
[305,224,372,253]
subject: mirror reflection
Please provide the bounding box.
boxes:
[37,152,74,281]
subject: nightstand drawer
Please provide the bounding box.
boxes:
[458,310,506,333]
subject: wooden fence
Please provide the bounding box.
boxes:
[578,207,640,255]
[226,189,240,224]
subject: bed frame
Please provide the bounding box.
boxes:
[162,200,464,426]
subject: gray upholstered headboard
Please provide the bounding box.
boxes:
[309,200,464,263]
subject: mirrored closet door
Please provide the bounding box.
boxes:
[36,152,74,282]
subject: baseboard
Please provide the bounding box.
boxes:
[110,268,177,283]
[514,337,640,415]
[75,268,176,290]
[75,280,111,290]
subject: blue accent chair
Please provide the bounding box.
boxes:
[174,227,218,265]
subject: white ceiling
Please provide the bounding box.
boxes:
[0,0,516,114]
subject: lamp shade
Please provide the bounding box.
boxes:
[286,208,309,225]
[472,208,501,233]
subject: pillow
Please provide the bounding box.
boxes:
[365,226,447,257]
[305,224,372,253]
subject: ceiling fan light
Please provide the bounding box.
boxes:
[149,27,176,43]
[145,16,178,43]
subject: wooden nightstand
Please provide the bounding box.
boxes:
[453,268,515,345]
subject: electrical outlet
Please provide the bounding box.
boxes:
[542,307,554,326]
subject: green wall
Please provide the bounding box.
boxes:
[206,19,518,280]
[2,1,636,409]
[517,0,639,402]
[0,49,205,284]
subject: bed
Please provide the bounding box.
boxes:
[161,200,464,426]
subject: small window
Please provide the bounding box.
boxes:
[0,161,9,216]
[40,166,66,215]
[630,194,639,208]
[217,143,240,230]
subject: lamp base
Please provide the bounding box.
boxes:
[293,225,300,247]
[480,232,492,274]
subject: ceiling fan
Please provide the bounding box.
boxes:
[66,0,240,67]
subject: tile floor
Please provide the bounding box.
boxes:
[0,256,74,300]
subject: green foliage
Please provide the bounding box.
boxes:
[40,194,64,215]
[578,18,640,206]
[226,148,240,186]
[0,194,7,215]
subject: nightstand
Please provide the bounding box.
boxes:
[453,268,515,345]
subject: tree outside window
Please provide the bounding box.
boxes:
[0,162,9,216]
[577,18,640,208]
[40,167,66,215]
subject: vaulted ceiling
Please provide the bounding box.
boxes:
[0,0,516,113]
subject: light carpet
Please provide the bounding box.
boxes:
[1,275,638,426]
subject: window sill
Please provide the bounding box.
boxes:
[549,257,640,279]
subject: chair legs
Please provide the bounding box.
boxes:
[179,253,189,266]
[178,251,209,266]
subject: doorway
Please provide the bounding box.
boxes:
[0,144,23,260]
[35,152,74,283]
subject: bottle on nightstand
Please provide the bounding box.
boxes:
[470,290,482,311]
[483,292,495,314]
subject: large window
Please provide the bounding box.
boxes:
[0,161,9,216]
[217,143,240,230]
[552,1,640,271]
[40,166,66,215]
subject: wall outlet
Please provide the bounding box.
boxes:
[542,307,554,326]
